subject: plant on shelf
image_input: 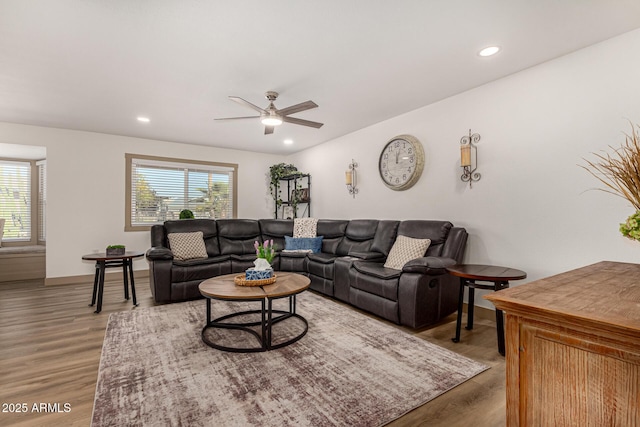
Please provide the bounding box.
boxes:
[268,163,305,217]
[179,209,194,219]
[581,122,640,241]
[106,244,126,256]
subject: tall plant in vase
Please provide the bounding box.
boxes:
[581,123,640,241]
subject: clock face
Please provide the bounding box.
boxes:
[378,135,425,190]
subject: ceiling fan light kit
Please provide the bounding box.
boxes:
[216,91,323,135]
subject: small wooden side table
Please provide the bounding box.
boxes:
[82,251,145,313]
[446,264,526,355]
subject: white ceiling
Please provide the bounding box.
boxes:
[2,1,640,156]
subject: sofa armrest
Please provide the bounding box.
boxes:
[348,251,385,261]
[146,246,174,261]
[402,256,456,275]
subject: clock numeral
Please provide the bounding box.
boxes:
[395,141,400,148]
[395,178,400,184]
[407,167,412,173]
[408,148,412,154]
[384,153,388,159]
[403,174,407,180]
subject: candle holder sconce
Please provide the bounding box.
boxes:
[345,159,358,198]
[460,130,481,188]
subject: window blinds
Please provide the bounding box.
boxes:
[0,160,31,241]
[130,156,236,226]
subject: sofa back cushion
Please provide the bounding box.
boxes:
[163,219,220,257]
[370,220,400,257]
[217,219,262,255]
[396,220,452,257]
[336,219,379,256]
[316,220,349,254]
[259,219,293,252]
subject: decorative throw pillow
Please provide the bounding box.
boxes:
[293,218,318,238]
[284,235,323,253]
[167,231,208,261]
[383,235,431,270]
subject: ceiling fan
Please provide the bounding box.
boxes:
[215,91,324,134]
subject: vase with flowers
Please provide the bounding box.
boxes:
[245,240,276,280]
[582,122,640,242]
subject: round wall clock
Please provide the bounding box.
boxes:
[378,134,425,191]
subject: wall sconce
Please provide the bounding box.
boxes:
[460,129,481,188]
[345,159,358,198]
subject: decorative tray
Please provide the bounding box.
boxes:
[234,274,277,287]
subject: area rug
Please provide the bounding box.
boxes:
[92,292,488,426]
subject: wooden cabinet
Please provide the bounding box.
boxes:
[485,261,640,426]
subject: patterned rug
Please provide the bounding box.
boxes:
[92,291,488,426]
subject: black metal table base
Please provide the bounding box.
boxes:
[89,259,138,313]
[452,278,509,356]
[201,295,308,353]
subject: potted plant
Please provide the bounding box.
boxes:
[582,122,640,241]
[106,244,126,256]
[179,209,194,219]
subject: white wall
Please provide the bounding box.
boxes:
[0,123,281,279]
[288,29,640,307]
[3,28,640,300]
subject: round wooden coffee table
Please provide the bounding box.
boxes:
[198,272,310,353]
[446,264,527,356]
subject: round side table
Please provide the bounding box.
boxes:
[446,264,527,356]
[82,251,144,313]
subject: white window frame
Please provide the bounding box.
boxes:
[125,154,238,232]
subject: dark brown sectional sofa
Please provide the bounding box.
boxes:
[146,218,468,328]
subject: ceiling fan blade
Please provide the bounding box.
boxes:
[229,96,266,113]
[278,100,318,116]
[264,126,275,135]
[214,115,260,121]
[282,116,324,129]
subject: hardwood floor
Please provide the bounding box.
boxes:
[0,278,505,426]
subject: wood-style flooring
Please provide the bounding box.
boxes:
[0,278,505,427]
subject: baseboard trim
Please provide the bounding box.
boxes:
[45,270,149,286]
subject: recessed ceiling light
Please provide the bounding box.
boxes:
[478,46,501,57]
[137,117,150,123]
[284,139,294,145]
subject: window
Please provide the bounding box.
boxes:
[126,154,238,231]
[0,160,32,242]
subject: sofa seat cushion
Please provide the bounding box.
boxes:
[171,258,232,282]
[353,262,401,280]
[351,263,400,301]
